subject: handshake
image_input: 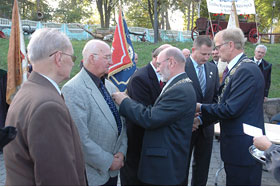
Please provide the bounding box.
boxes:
[192,103,202,132]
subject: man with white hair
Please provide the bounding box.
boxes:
[62,39,127,186]
[196,28,265,185]
[250,44,272,101]
[4,28,87,185]
[113,47,196,185]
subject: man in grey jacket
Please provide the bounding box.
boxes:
[62,39,127,186]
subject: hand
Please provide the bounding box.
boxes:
[253,135,272,151]
[196,103,202,113]
[109,152,124,171]
[264,97,268,102]
[112,92,129,105]
[192,117,200,132]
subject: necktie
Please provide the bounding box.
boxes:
[197,65,206,96]
[222,66,229,81]
[159,80,164,90]
[99,81,122,136]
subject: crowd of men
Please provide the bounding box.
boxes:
[1,27,276,185]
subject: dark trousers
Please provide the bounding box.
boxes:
[185,128,213,185]
[102,176,118,186]
[224,162,262,186]
[120,163,144,186]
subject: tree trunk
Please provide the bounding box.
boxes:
[147,0,154,29]
[187,2,191,31]
[160,10,164,29]
[154,0,158,43]
[96,0,105,28]
[191,1,195,30]
[166,10,170,30]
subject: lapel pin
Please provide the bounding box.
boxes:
[210,72,213,75]
[209,75,212,78]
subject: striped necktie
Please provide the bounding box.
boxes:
[222,66,229,82]
[197,65,206,96]
[99,81,122,136]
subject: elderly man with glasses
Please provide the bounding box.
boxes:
[62,39,127,186]
[4,28,87,185]
[195,28,265,185]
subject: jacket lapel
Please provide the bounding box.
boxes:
[147,63,161,94]
[80,69,118,133]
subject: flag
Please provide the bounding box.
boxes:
[6,0,28,104]
[108,9,136,92]
[227,1,240,29]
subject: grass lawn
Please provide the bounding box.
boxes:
[0,38,279,98]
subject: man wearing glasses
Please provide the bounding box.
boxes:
[195,28,265,185]
[62,39,127,186]
[112,47,196,185]
[4,28,87,185]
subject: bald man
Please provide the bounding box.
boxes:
[62,39,127,186]
[113,47,196,185]
[120,44,171,185]
[182,48,191,58]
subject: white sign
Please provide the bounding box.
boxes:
[207,0,256,15]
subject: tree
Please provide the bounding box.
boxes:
[53,0,92,23]
[95,0,118,28]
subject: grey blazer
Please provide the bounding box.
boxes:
[62,68,127,185]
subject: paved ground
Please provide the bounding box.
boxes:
[1,139,279,186]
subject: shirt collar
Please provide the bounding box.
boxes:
[160,72,185,95]
[39,73,61,95]
[254,57,262,65]
[228,53,243,71]
[150,61,161,82]
[84,67,105,88]
[190,56,204,68]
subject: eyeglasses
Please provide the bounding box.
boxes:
[49,51,77,62]
[92,53,112,61]
[156,58,169,67]
[214,42,229,50]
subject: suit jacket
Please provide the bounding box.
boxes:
[0,69,8,128]
[264,144,280,183]
[123,63,161,177]
[201,54,265,166]
[62,68,127,185]
[209,60,217,66]
[119,73,196,185]
[185,58,219,137]
[4,72,86,185]
[250,57,272,97]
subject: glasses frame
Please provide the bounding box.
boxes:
[49,51,77,62]
[156,58,170,67]
[214,42,229,50]
[91,53,112,61]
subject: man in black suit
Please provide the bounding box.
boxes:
[195,28,265,185]
[250,44,272,101]
[209,48,219,65]
[185,36,219,186]
[120,44,171,185]
[113,47,196,185]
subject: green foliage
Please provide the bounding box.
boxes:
[53,0,92,23]
[0,38,280,98]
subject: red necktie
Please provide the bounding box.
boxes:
[159,80,164,89]
[222,66,229,81]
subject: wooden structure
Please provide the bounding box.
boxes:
[191,17,259,43]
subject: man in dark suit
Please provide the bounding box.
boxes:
[4,28,87,185]
[0,69,8,129]
[120,44,171,185]
[185,36,219,186]
[113,47,196,185]
[195,28,265,185]
[209,48,219,65]
[250,44,272,101]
